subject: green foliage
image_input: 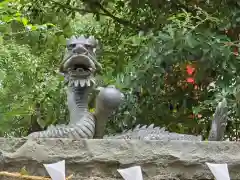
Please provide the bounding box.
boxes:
[0,42,67,136]
[102,8,240,140]
[0,0,240,140]
[0,0,71,136]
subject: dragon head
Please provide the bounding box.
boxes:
[59,35,102,87]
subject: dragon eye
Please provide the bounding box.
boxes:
[67,44,76,50]
[85,44,93,49]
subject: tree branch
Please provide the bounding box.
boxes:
[50,0,142,30]
[92,2,140,29]
[51,0,107,16]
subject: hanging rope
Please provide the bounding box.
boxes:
[0,171,73,180]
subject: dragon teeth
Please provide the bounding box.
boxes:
[86,80,90,86]
[70,80,75,87]
[68,78,96,87]
[80,80,85,87]
[74,80,79,87]
[90,78,95,84]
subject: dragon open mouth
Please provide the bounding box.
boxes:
[61,54,96,87]
[63,54,96,75]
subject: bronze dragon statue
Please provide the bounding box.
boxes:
[28,35,228,141]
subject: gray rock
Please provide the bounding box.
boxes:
[0,138,239,180]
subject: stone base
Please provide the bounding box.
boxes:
[0,138,239,179]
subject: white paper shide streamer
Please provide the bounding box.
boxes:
[43,160,66,180]
[117,166,143,180]
[206,162,230,180]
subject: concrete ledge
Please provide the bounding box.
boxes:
[0,138,239,179]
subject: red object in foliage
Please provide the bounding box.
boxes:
[233,47,239,56]
[188,113,203,119]
[197,114,202,118]
[186,77,195,84]
[186,65,195,75]
[188,114,194,119]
